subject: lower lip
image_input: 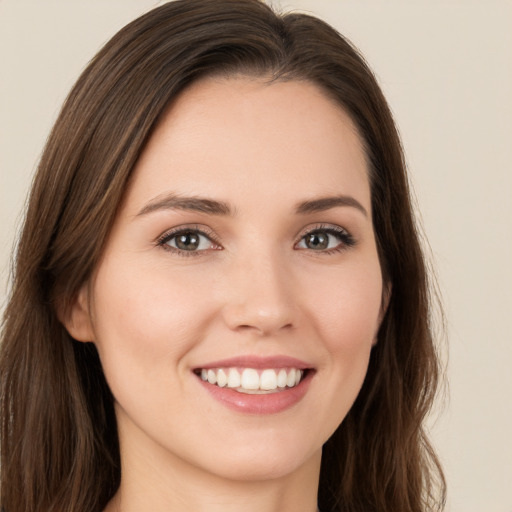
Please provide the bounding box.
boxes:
[196,372,313,414]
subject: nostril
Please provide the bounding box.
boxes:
[234,322,294,336]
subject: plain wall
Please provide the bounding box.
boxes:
[1,1,511,511]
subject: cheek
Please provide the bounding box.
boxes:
[89,256,217,379]
[308,259,383,354]
[287,257,383,441]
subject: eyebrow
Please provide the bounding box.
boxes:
[137,193,233,217]
[137,193,367,218]
[295,195,368,217]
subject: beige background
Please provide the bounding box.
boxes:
[1,1,511,510]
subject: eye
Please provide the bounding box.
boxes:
[158,227,220,254]
[295,226,355,252]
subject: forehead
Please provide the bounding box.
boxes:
[127,77,370,213]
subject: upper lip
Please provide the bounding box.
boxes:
[194,355,313,370]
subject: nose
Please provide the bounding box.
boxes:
[221,251,296,336]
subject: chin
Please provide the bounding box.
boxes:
[205,450,319,483]
[185,431,323,483]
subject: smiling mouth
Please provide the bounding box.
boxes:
[194,367,309,394]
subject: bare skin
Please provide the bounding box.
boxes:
[65,77,385,512]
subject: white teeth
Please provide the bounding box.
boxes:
[198,367,305,392]
[216,368,228,387]
[241,368,260,390]
[260,369,277,390]
[207,369,217,385]
[277,369,287,388]
[227,368,241,388]
[286,368,296,387]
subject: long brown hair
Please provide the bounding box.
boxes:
[0,1,446,510]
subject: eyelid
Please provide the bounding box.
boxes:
[155,222,355,256]
[156,224,222,254]
[294,223,356,252]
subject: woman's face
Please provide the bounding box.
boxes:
[72,77,385,482]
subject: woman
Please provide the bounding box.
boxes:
[0,1,446,511]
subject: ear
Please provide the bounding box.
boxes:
[57,284,95,342]
[372,280,392,346]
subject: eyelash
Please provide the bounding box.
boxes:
[156,225,220,257]
[156,224,356,257]
[297,224,357,254]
